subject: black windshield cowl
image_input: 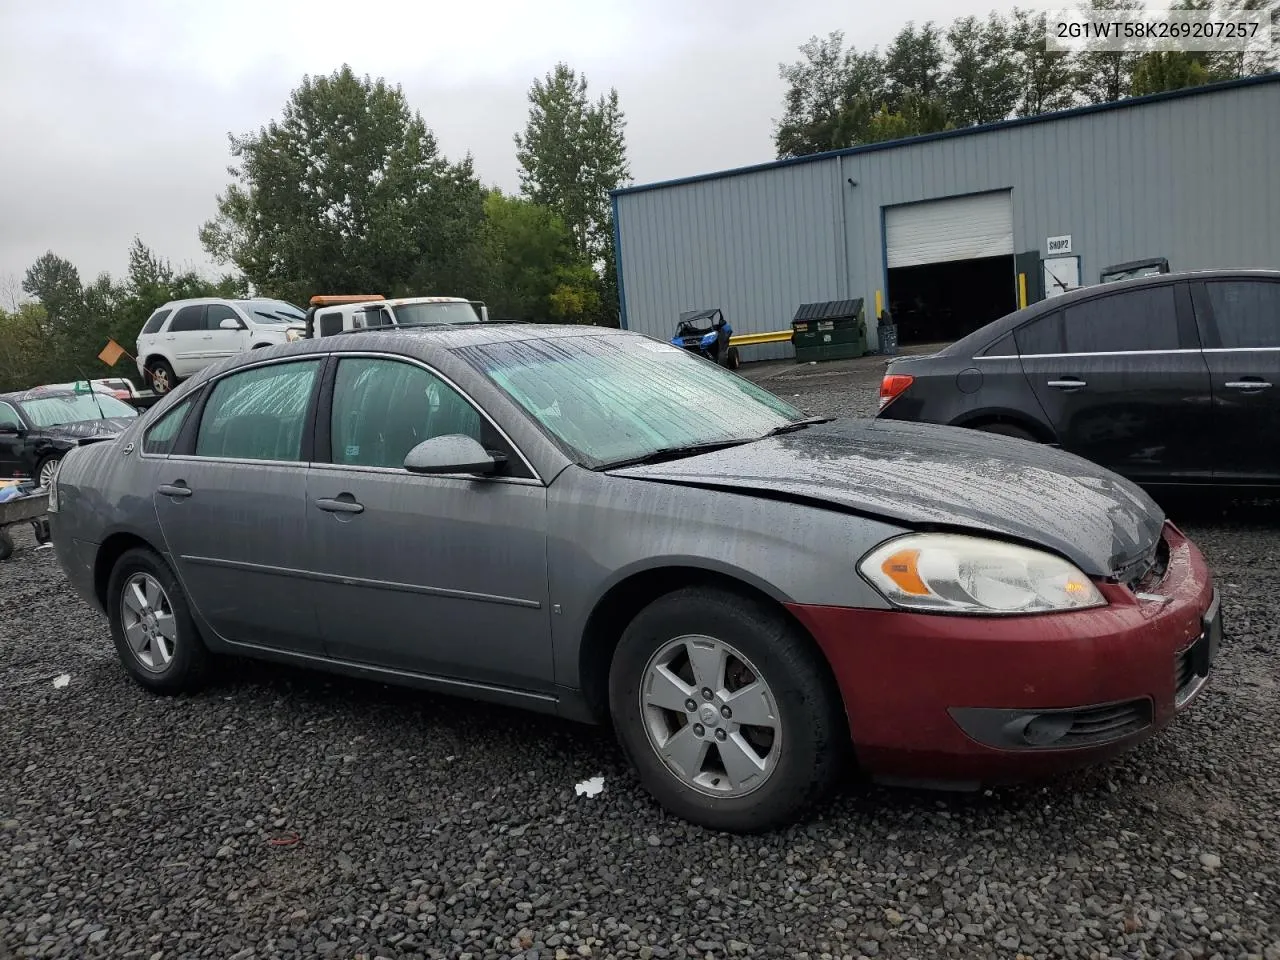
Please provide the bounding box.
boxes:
[597,439,753,471]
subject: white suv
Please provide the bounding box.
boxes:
[135,298,305,393]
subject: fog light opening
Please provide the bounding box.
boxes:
[1005,713,1074,747]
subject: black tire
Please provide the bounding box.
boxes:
[32,519,51,545]
[726,346,741,370]
[106,547,209,694]
[35,454,61,490]
[608,585,847,833]
[973,421,1037,442]
[146,359,177,395]
[0,530,12,562]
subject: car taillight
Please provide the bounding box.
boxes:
[878,373,914,410]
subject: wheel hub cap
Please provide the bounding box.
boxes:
[120,573,176,672]
[639,634,782,799]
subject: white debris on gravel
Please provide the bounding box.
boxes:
[51,674,70,689]
[574,775,605,798]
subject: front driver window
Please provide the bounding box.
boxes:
[195,360,321,462]
[331,357,484,469]
[0,402,21,430]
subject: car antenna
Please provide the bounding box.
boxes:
[74,365,109,420]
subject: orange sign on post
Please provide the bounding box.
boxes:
[98,339,128,367]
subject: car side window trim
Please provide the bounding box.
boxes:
[312,350,542,485]
[163,355,329,464]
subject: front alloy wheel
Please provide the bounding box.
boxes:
[37,456,60,490]
[640,635,781,797]
[609,585,847,833]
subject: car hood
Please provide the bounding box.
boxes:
[607,419,1165,578]
[37,417,135,441]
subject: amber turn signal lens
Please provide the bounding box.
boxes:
[880,548,930,595]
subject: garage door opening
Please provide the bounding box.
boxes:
[883,190,1017,345]
[887,254,1017,344]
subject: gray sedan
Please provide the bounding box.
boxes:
[48,324,1220,832]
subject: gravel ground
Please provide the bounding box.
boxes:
[3,362,1279,960]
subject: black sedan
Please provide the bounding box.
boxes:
[0,386,139,487]
[876,269,1280,489]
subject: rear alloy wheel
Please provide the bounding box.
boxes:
[147,360,177,395]
[609,586,846,832]
[974,421,1037,442]
[106,547,209,693]
[36,455,61,490]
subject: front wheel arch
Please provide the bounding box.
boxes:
[577,565,826,727]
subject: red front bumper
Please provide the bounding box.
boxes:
[786,523,1217,786]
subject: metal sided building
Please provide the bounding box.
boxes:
[611,73,1280,360]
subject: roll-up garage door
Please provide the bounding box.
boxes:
[884,190,1013,269]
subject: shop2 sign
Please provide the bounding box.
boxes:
[1047,235,1073,255]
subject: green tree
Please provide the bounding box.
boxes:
[21,252,83,331]
[1011,8,1078,116]
[884,22,948,108]
[479,190,594,321]
[1072,0,1146,103]
[200,65,485,304]
[944,13,1021,126]
[774,33,888,156]
[1130,51,1211,95]
[514,63,630,264]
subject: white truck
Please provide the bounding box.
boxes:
[287,295,491,341]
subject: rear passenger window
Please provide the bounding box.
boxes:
[195,360,321,462]
[142,397,195,455]
[168,305,206,333]
[1201,280,1280,349]
[1014,312,1064,356]
[1062,286,1179,354]
[141,309,171,335]
[330,358,483,469]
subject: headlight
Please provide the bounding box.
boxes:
[859,533,1105,615]
[285,328,303,342]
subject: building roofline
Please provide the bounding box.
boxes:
[612,72,1280,199]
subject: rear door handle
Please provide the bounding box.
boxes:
[1047,378,1086,390]
[157,483,192,498]
[1224,380,1272,390]
[315,496,364,514]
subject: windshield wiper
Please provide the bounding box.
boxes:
[758,416,833,438]
[597,439,751,470]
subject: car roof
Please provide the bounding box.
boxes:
[942,267,1280,357]
[0,386,79,403]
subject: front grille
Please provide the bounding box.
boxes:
[1057,699,1153,747]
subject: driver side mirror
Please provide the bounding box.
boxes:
[219,317,245,331]
[403,434,506,476]
[0,423,22,437]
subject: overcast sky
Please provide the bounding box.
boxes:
[0,0,1059,293]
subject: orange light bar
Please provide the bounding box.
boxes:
[309,294,385,307]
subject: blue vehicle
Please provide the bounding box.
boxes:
[670,308,740,369]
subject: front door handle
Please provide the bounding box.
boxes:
[1047,378,1087,390]
[157,482,192,498]
[315,496,364,515]
[1224,379,1272,391]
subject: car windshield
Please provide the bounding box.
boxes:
[19,392,138,427]
[394,302,481,326]
[239,299,306,325]
[460,334,806,468]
